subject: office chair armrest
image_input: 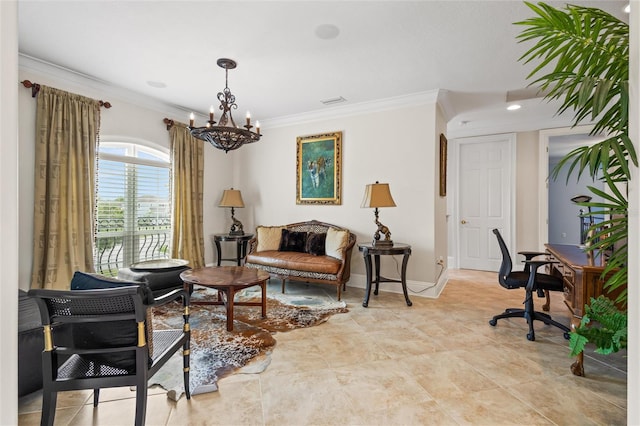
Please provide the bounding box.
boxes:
[149,288,190,308]
[518,251,546,260]
[523,259,559,291]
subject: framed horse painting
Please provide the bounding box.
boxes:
[296,131,342,205]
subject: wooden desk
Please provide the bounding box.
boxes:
[544,244,617,376]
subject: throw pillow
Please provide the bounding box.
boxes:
[305,232,327,256]
[325,227,349,260]
[70,271,154,372]
[71,271,154,304]
[256,226,285,251]
[278,229,308,252]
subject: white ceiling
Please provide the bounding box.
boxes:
[17,1,629,138]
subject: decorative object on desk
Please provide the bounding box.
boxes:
[296,131,342,205]
[517,2,633,359]
[219,188,245,235]
[439,133,447,197]
[188,58,261,153]
[150,287,347,401]
[361,181,396,247]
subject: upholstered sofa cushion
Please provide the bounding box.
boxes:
[245,250,341,275]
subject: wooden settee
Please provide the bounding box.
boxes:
[244,220,356,300]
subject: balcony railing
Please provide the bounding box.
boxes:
[94,216,171,276]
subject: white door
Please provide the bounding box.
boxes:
[457,134,514,271]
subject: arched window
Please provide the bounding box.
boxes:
[94,140,172,275]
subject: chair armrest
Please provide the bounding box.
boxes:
[148,288,190,308]
[523,259,559,291]
[518,251,546,260]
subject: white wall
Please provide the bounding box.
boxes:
[627,1,639,422]
[515,131,541,251]
[235,99,448,292]
[1,2,19,423]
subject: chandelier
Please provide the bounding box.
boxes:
[188,58,261,152]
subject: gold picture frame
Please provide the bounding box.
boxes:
[296,131,342,205]
[439,133,447,197]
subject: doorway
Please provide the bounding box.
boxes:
[538,126,606,248]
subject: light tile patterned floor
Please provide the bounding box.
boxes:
[18,269,627,425]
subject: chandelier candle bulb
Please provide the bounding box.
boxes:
[246,111,251,127]
[256,121,260,134]
[209,106,214,122]
[189,113,194,127]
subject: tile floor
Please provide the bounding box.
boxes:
[18,269,627,425]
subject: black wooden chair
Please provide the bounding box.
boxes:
[489,229,570,341]
[28,285,191,426]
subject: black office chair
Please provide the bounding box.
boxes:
[29,285,191,426]
[489,229,570,341]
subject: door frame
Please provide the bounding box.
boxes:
[537,125,595,249]
[450,133,516,270]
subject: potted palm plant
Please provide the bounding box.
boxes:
[515,1,636,356]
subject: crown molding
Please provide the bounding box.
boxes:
[18,53,192,118]
[261,90,440,129]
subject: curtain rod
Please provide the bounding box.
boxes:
[163,118,174,130]
[21,80,112,108]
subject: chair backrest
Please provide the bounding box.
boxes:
[29,286,149,374]
[492,229,513,287]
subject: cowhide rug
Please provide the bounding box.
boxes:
[150,287,348,401]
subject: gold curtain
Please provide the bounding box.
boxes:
[31,86,101,289]
[170,122,205,268]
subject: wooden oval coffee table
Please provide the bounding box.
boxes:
[180,266,270,331]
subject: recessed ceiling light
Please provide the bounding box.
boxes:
[147,80,167,89]
[315,24,340,40]
[507,104,521,111]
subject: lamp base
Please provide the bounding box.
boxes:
[372,239,393,247]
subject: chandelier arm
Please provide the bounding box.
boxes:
[188,57,261,152]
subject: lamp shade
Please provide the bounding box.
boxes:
[360,182,396,208]
[218,189,245,208]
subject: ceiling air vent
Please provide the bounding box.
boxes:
[321,96,347,106]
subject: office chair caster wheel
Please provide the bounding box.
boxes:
[489,319,497,326]
[527,332,535,341]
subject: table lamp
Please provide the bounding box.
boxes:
[361,181,396,247]
[219,188,245,236]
